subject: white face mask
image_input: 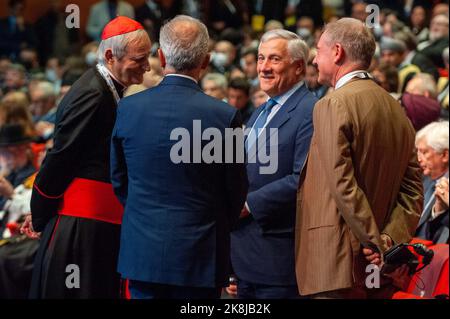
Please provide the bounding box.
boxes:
[297,28,311,39]
[45,69,58,82]
[211,52,228,69]
[85,51,97,66]
[240,58,246,70]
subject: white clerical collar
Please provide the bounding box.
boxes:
[103,66,127,89]
[268,81,304,106]
[335,70,370,90]
[166,73,198,84]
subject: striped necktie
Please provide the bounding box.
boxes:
[245,98,277,151]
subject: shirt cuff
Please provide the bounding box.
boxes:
[431,206,446,220]
[245,201,251,214]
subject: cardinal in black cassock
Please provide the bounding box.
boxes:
[29,16,151,298]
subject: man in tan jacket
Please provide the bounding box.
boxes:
[295,18,423,299]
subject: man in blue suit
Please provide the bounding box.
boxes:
[230,30,317,299]
[110,15,248,299]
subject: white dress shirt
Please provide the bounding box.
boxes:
[250,81,305,140]
[335,70,371,90]
[165,73,198,84]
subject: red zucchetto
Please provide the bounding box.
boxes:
[101,16,144,40]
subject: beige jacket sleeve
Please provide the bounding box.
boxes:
[382,150,423,247]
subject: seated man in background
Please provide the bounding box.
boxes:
[401,73,441,131]
[415,121,449,244]
[201,73,228,101]
[0,124,35,237]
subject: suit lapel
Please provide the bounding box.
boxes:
[264,84,309,143]
[247,84,309,162]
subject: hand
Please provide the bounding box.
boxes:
[362,248,382,266]
[381,233,393,251]
[239,205,249,219]
[0,176,14,198]
[225,284,237,298]
[226,275,238,298]
[384,264,411,291]
[435,178,449,207]
[35,121,55,138]
[20,214,41,239]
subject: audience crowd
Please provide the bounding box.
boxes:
[0,0,448,299]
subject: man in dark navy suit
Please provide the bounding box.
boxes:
[111,15,248,299]
[230,30,317,299]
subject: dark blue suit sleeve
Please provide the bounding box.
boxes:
[225,111,249,229]
[246,108,313,232]
[110,104,128,207]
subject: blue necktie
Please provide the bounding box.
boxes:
[246,98,277,151]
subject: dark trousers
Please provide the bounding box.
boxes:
[128,280,222,299]
[237,279,300,299]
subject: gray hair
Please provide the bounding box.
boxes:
[33,81,57,98]
[443,47,449,65]
[406,73,438,99]
[201,73,228,90]
[416,121,449,154]
[159,15,209,72]
[260,29,310,67]
[97,29,149,65]
[323,18,376,69]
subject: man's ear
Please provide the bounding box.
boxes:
[201,53,211,70]
[295,59,304,76]
[104,49,114,65]
[442,149,449,164]
[158,49,166,68]
[334,43,345,65]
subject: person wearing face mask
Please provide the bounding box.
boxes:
[82,42,100,68]
[86,0,135,42]
[44,57,64,94]
[296,16,315,47]
[211,41,237,76]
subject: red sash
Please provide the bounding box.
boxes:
[58,178,124,224]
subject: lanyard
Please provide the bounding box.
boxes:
[96,64,121,105]
[336,71,372,90]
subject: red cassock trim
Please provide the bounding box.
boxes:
[58,178,124,225]
[33,183,64,199]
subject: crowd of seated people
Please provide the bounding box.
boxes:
[0,0,448,299]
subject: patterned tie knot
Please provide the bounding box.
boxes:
[265,98,278,113]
